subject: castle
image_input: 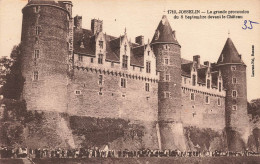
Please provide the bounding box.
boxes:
[20,0,249,151]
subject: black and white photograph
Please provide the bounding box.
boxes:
[0,0,259,163]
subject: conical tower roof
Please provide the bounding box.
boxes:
[151,15,179,45]
[217,38,244,64]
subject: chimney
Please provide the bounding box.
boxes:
[74,15,82,29]
[238,54,242,59]
[193,55,200,67]
[204,61,211,67]
[135,35,144,45]
[91,19,103,35]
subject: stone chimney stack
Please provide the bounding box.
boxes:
[204,61,211,67]
[91,19,103,35]
[193,55,201,67]
[74,15,82,29]
[135,35,144,45]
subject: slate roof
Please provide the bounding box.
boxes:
[131,45,147,67]
[217,38,244,64]
[211,71,219,88]
[151,15,179,45]
[181,63,193,77]
[197,67,207,84]
[73,28,147,67]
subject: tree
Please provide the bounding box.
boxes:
[0,56,13,85]
[2,44,25,100]
[248,99,260,119]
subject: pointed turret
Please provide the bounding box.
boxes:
[217,38,244,64]
[151,15,179,45]
[151,15,186,151]
[216,37,249,151]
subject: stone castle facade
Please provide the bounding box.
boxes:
[20,0,249,151]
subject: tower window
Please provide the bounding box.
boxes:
[111,62,114,67]
[75,90,81,95]
[34,49,39,59]
[190,92,195,101]
[145,83,150,92]
[99,41,103,49]
[231,66,236,71]
[78,55,83,62]
[33,71,38,80]
[192,74,196,86]
[164,58,169,65]
[80,41,84,48]
[165,74,170,81]
[34,6,40,13]
[232,77,237,84]
[205,95,210,104]
[98,54,103,64]
[164,92,171,98]
[219,82,222,92]
[98,88,103,95]
[184,78,187,84]
[232,105,237,111]
[98,75,103,85]
[147,51,150,56]
[36,26,40,35]
[217,97,221,106]
[122,55,128,68]
[121,78,126,88]
[232,90,237,98]
[207,79,211,89]
[146,61,151,73]
[90,58,94,63]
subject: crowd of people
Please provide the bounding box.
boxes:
[0,146,259,159]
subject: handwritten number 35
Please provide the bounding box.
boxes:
[242,20,259,30]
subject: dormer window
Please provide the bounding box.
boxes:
[146,61,151,73]
[219,82,222,92]
[192,74,196,86]
[124,44,127,52]
[206,79,210,89]
[98,54,103,64]
[99,40,103,49]
[122,55,128,68]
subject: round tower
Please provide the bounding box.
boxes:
[151,15,186,150]
[20,0,73,112]
[216,37,249,151]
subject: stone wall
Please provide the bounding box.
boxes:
[21,5,69,113]
[181,87,225,130]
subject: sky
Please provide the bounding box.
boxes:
[0,0,259,101]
